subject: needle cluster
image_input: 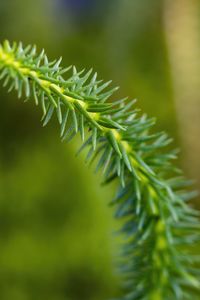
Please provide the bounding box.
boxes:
[0,40,199,300]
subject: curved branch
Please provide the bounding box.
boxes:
[0,40,199,300]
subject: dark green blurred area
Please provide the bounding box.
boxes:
[0,0,199,299]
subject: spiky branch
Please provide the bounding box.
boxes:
[0,40,199,300]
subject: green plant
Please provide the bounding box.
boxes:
[0,40,199,300]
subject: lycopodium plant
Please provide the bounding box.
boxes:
[0,40,199,300]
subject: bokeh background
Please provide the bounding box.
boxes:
[0,0,200,299]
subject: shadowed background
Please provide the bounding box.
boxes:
[0,0,199,299]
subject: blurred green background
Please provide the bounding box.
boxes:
[0,0,200,299]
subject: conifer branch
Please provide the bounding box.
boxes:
[0,40,199,300]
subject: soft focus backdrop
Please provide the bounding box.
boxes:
[0,1,200,299]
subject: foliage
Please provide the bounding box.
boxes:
[0,40,199,300]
